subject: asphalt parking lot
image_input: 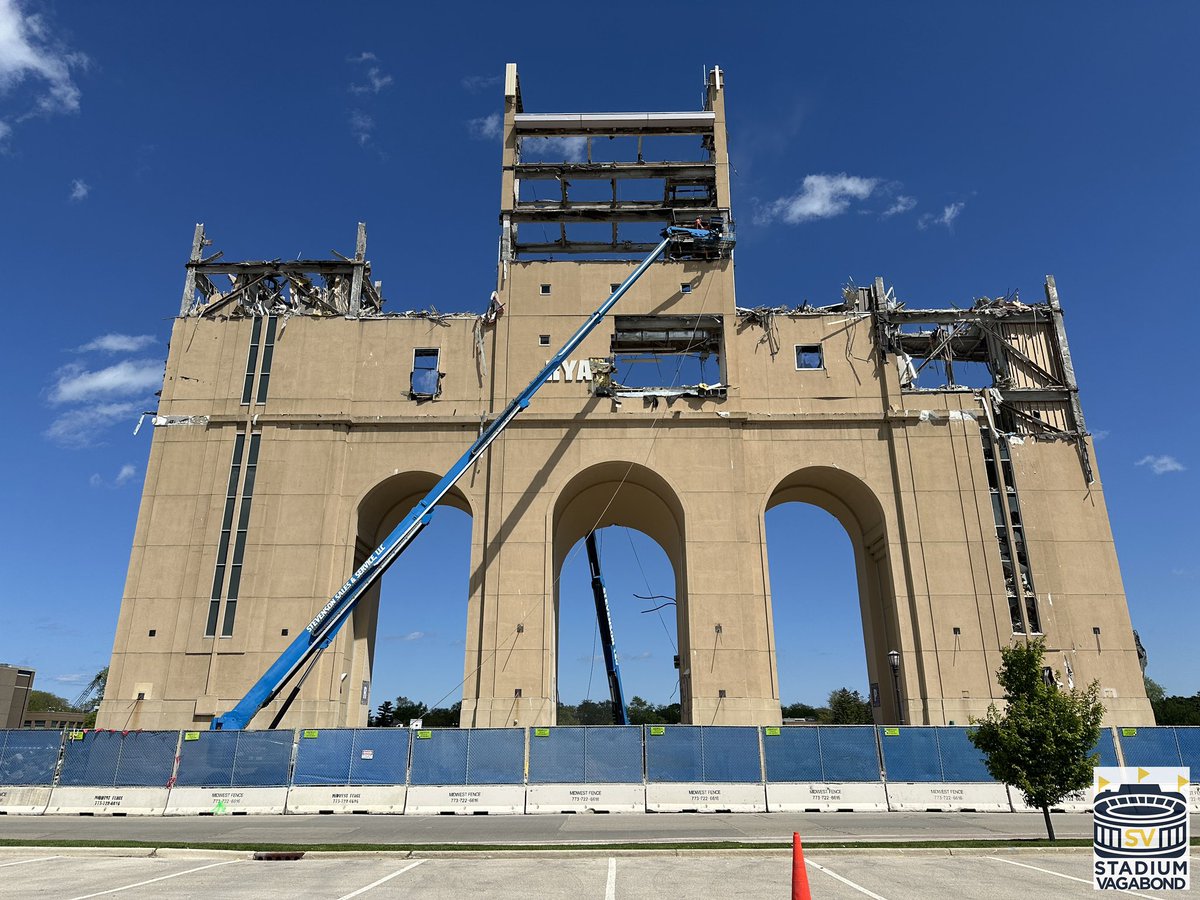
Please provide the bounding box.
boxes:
[0,849,1181,900]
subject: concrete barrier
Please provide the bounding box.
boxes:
[525,783,645,814]
[45,786,170,816]
[1006,786,1092,813]
[0,786,52,815]
[885,781,1012,811]
[765,782,888,812]
[285,785,407,814]
[164,786,290,816]
[645,783,767,813]
[403,785,526,815]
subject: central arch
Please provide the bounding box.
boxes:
[762,466,898,723]
[551,461,689,722]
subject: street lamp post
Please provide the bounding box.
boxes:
[887,649,904,725]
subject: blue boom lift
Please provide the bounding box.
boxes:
[212,222,733,730]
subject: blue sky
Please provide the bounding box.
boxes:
[1,2,1197,712]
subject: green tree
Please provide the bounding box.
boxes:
[969,637,1104,840]
[626,696,665,725]
[25,690,74,712]
[781,702,823,721]
[371,700,396,727]
[392,696,428,725]
[827,688,873,724]
[1143,675,1166,705]
[422,702,461,727]
[1151,692,1200,726]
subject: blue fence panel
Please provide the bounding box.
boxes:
[817,726,882,782]
[0,729,62,786]
[465,729,525,785]
[528,728,585,784]
[645,726,703,783]
[230,731,293,787]
[1118,726,1183,768]
[349,729,409,785]
[936,727,993,782]
[583,727,643,784]
[59,731,177,787]
[762,727,822,782]
[409,729,469,786]
[879,727,942,781]
[1092,730,1119,768]
[174,731,237,787]
[1173,727,1199,780]
[701,726,761,783]
[175,730,292,787]
[292,730,354,786]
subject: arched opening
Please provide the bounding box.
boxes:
[551,462,688,723]
[349,472,474,727]
[763,467,898,724]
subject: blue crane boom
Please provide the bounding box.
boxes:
[211,224,732,730]
[584,531,627,724]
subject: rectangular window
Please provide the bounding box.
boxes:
[680,283,693,294]
[241,318,262,405]
[255,316,278,404]
[539,284,552,295]
[222,432,260,637]
[981,432,1041,634]
[795,344,824,370]
[411,348,441,399]
[607,314,724,392]
[610,283,621,294]
[539,334,550,346]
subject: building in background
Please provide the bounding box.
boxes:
[0,664,35,729]
[98,65,1152,732]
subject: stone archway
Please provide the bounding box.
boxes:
[551,461,689,722]
[762,466,899,723]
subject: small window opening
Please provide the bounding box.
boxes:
[411,348,442,400]
[610,283,621,294]
[136,692,146,701]
[281,628,289,637]
[148,629,156,638]
[680,283,693,294]
[795,344,824,370]
[539,334,550,346]
[539,284,551,295]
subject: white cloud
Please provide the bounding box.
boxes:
[68,177,88,201]
[88,472,102,487]
[625,650,653,661]
[0,0,88,123]
[350,66,392,95]
[462,74,501,93]
[882,195,916,217]
[0,118,10,142]
[758,173,879,224]
[45,401,139,448]
[518,135,588,161]
[1091,429,1110,441]
[1136,454,1185,475]
[50,358,162,404]
[52,673,88,685]
[115,463,136,484]
[346,51,377,64]
[76,333,157,353]
[349,110,373,147]
[919,201,965,231]
[467,112,501,140]
[400,631,426,641]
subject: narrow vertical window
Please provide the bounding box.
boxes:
[255,316,278,404]
[411,348,441,399]
[207,431,245,637]
[981,432,1041,634]
[241,318,263,405]
[222,432,260,637]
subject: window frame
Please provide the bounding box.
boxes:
[794,343,825,371]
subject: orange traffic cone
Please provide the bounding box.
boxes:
[792,832,812,900]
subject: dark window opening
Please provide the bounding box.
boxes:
[207,432,246,637]
[255,316,278,404]
[539,334,550,346]
[241,318,262,406]
[539,284,552,295]
[680,283,693,294]
[411,348,442,399]
[607,314,723,391]
[611,283,621,293]
[148,629,156,638]
[981,432,1041,634]
[795,344,823,370]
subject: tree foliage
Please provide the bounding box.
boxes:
[969,637,1104,839]
[1151,691,1200,726]
[827,688,874,724]
[25,690,74,712]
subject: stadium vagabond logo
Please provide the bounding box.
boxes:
[1094,766,1190,891]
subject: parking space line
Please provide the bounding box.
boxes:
[0,856,62,868]
[986,856,1158,899]
[605,857,616,900]
[805,860,890,899]
[67,860,241,899]
[335,859,427,899]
